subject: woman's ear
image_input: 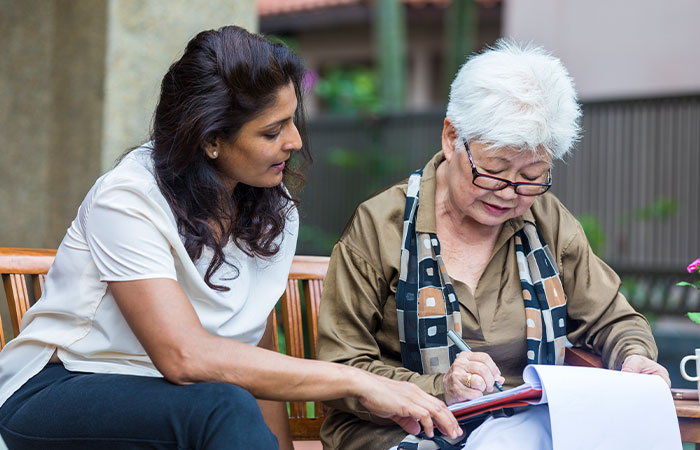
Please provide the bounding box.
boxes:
[441,118,459,163]
[204,140,219,159]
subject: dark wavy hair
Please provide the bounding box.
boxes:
[149,25,310,291]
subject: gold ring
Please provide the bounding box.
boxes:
[465,373,473,389]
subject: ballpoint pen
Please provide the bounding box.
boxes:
[447,329,504,392]
[671,388,699,401]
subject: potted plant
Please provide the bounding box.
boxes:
[678,258,700,325]
[678,258,700,402]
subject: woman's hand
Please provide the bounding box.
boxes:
[355,372,462,440]
[443,351,504,405]
[621,354,671,387]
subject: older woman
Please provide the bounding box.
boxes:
[316,41,670,450]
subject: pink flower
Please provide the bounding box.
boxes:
[688,258,700,273]
[302,69,319,93]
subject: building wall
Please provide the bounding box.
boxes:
[1,0,60,248]
[101,0,257,170]
[0,0,256,248]
[503,0,700,101]
[264,3,501,115]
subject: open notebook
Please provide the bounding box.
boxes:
[448,365,682,449]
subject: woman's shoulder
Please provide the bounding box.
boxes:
[333,179,408,277]
[100,145,158,189]
[75,145,170,228]
[529,192,585,254]
[530,192,582,224]
[341,179,408,241]
[87,145,167,209]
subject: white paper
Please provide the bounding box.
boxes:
[526,365,682,450]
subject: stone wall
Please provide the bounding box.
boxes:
[0,0,256,248]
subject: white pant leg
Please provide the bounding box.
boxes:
[463,405,552,450]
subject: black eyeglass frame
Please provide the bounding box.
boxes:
[464,140,553,196]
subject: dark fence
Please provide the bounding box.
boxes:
[297,95,700,314]
[555,96,700,272]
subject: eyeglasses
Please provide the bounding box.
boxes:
[465,140,552,196]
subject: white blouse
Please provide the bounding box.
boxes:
[0,146,298,408]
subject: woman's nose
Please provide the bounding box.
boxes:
[494,185,519,200]
[285,123,302,152]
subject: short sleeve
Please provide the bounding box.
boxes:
[85,181,178,282]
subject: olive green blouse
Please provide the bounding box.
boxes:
[316,151,657,450]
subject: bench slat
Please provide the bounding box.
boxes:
[283,279,306,420]
[282,279,305,359]
[3,274,31,337]
[0,307,5,349]
[304,279,322,358]
[33,274,46,302]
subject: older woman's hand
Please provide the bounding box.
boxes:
[443,351,505,405]
[621,354,671,387]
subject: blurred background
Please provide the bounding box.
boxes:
[1,0,699,388]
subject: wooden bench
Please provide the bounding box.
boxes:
[0,248,328,448]
[2,247,699,448]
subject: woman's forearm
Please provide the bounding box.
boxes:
[181,333,364,400]
[110,277,368,402]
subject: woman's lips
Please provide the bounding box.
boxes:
[271,161,286,171]
[482,201,511,215]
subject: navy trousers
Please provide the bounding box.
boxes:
[0,364,278,449]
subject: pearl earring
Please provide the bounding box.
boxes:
[212,151,218,158]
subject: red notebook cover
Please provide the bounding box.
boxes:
[449,386,543,420]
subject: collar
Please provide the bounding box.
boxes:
[414,151,443,234]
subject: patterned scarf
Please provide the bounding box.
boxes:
[395,168,567,449]
[396,168,567,372]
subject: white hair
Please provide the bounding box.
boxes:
[446,39,581,160]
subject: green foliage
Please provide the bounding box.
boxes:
[576,214,606,257]
[274,302,286,354]
[625,197,679,222]
[315,66,382,116]
[643,312,658,329]
[576,196,680,260]
[325,147,406,178]
[677,281,700,291]
[325,147,366,169]
[677,277,700,326]
[298,224,338,257]
[299,144,407,255]
[620,276,642,307]
[265,34,300,53]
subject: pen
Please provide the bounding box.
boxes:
[671,388,699,401]
[447,329,504,392]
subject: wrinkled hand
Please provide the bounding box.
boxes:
[356,373,462,440]
[621,354,671,387]
[443,351,504,405]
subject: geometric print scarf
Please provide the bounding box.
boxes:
[396,168,567,375]
[396,169,461,374]
[515,225,567,365]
